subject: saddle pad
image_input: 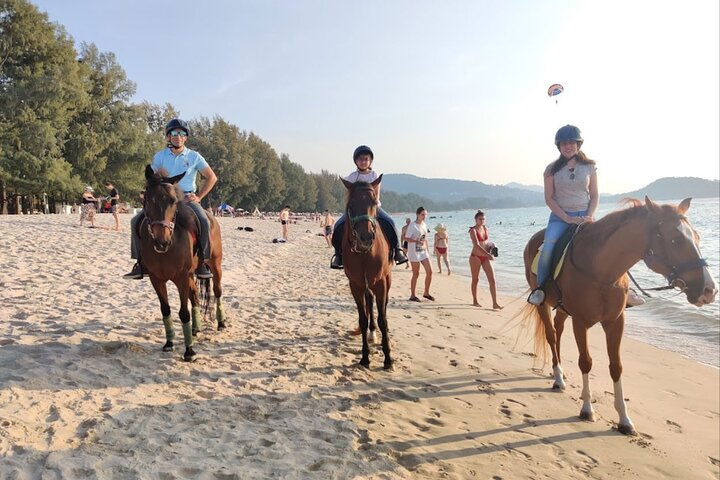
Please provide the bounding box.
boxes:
[531,243,568,280]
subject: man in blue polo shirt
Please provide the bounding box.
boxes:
[123,118,218,280]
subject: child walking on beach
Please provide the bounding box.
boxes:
[469,210,502,309]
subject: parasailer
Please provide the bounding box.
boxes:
[548,83,564,104]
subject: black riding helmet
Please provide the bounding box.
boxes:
[554,125,583,149]
[165,118,190,136]
[353,145,374,163]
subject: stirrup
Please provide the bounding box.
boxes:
[123,262,143,280]
[394,249,409,265]
[196,262,213,279]
[330,254,343,270]
[527,288,545,306]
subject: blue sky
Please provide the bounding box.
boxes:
[33,0,719,194]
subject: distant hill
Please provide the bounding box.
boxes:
[382,174,544,207]
[504,182,544,193]
[603,177,719,202]
[381,174,718,210]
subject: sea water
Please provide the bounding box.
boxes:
[393,197,720,367]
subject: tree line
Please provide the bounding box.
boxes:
[0,0,353,214]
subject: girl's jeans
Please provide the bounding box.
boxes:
[536,209,587,287]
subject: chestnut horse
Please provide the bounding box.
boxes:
[141,165,225,362]
[523,197,717,435]
[341,175,393,370]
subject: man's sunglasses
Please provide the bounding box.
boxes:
[169,130,188,137]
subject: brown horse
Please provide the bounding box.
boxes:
[141,165,225,362]
[523,197,717,435]
[341,175,393,370]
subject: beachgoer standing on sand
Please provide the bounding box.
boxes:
[400,217,412,270]
[330,145,408,269]
[123,118,217,280]
[279,206,291,240]
[103,181,120,231]
[469,210,502,309]
[78,186,98,228]
[406,207,434,302]
[320,209,335,247]
[433,223,451,275]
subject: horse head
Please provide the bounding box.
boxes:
[143,165,186,253]
[342,174,382,253]
[643,196,718,306]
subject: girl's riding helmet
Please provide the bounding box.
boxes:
[554,124,583,148]
[353,145,374,162]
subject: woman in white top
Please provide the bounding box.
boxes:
[405,207,434,302]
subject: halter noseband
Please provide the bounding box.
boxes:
[643,215,708,288]
[145,182,178,240]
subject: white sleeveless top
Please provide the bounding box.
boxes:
[545,161,596,212]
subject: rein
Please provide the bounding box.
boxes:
[346,210,378,253]
[144,183,179,239]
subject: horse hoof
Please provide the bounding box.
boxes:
[617,423,637,436]
[552,382,566,391]
[359,360,370,369]
[217,322,226,331]
[368,331,377,344]
[383,362,394,371]
[162,342,174,352]
[184,348,197,362]
[579,410,596,422]
[192,329,199,337]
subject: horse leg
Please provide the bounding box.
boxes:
[365,290,377,344]
[210,256,225,330]
[189,275,202,336]
[149,277,175,352]
[572,319,595,422]
[175,278,196,362]
[602,315,636,435]
[538,305,565,390]
[554,310,569,382]
[375,276,393,371]
[350,283,370,368]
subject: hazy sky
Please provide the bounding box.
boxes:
[32,0,719,194]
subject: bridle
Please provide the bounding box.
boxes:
[144,183,178,241]
[346,187,378,253]
[642,214,708,291]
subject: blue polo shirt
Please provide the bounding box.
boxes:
[151,147,209,193]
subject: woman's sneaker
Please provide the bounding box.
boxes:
[527,288,545,306]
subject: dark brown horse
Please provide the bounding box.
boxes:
[141,165,225,361]
[341,175,393,370]
[523,197,717,434]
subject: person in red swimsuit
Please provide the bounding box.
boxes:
[469,210,502,309]
[433,223,451,275]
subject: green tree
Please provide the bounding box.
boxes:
[0,0,87,194]
[246,132,284,211]
[189,116,255,209]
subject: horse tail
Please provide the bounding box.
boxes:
[199,277,213,321]
[517,301,549,368]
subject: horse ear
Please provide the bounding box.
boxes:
[341,178,354,190]
[677,198,692,215]
[644,196,660,214]
[371,174,383,187]
[167,171,186,185]
[145,165,154,181]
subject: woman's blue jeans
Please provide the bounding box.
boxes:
[332,208,400,252]
[536,210,587,287]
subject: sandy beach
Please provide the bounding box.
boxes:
[0,212,718,479]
